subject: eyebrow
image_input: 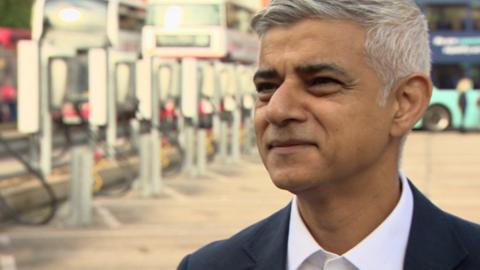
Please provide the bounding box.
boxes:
[253,69,279,82]
[295,63,352,79]
[253,63,354,82]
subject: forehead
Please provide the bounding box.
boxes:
[258,19,368,71]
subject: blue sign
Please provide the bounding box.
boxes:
[430,32,480,63]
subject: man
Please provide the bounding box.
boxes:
[178,0,480,269]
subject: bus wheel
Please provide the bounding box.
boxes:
[423,105,451,132]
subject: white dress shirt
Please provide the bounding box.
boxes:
[287,172,414,270]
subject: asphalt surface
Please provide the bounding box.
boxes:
[0,131,479,270]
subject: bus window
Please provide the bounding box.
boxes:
[470,64,480,89]
[426,5,468,31]
[226,3,254,33]
[147,4,221,28]
[431,64,464,89]
[119,3,146,32]
[473,7,480,30]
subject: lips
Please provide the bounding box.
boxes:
[267,139,317,150]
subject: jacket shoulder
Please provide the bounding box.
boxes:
[447,213,480,254]
[177,205,290,270]
[441,212,480,269]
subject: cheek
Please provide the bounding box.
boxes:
[254,110,267,154]
[254,109,266,136]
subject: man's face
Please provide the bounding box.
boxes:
[254,19,397,194]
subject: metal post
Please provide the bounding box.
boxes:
[219,120,228,162]
[39,45,52,176]
[29,135,39,169]
[69,147,93,226]
[138,134,152,197]
[197,129,207,175]
[180,58,199,175]
[212,62,223,157]
[151,57,162,193]
[150,130,162,195]
[129,119,140,152]
[249,108,257,154]
[212,114,221,152]
[89,125,98,151]
[232,108,241,162]
[106,49,117,159]
[184,125,196,175]
[231,65,242,162]
[243,116,254,155]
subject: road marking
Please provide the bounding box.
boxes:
[0,255,17,270]
[162,186,188,202]
[95,206,121,229]
[0,235,10,247]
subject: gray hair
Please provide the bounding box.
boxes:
[251,0,431,102]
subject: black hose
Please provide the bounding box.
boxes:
[0,132,58,225]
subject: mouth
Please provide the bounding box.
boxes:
[267,139,317,151]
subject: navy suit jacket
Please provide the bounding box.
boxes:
[178,182,480,270]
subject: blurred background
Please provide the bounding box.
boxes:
[0,0,479,269]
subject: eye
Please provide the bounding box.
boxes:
[310,77,342,86]
[308,77,343,95]
[255,82,278,93]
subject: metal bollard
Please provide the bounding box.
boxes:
[138,134,162,197]
[129,119,140,152]
[243,117,254,155]
[183,124,197,176]
[29,135,39,170]
[231,109,241,162]
[138,134,152,197]
[69,147,93,226]
[138,135,151,198]
[219,120,228,162]
[106,50,117,159]
[150,131,162,195]
[196,129,207,175]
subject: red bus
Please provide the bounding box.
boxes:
[0,27,31,123]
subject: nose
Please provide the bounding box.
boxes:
[265,81,307,126]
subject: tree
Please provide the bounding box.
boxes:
[0,0,35,29]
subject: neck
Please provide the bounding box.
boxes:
[295,167,402,255]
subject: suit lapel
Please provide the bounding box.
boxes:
[236,181,470,270]
[242,204,291,270]
[404,182,468,270]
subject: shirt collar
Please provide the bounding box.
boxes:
[287,172,414,270]
[287,193,322,270]
[345,171,413,270]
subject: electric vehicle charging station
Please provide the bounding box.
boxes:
[230,64,243,162]
[180,58,199,176]
[196,61,216,175]
[20,0,145,173]
[138,57,214,178]
[238,65,257,155]
[17,0,146,225]
[135,56,175,196]
[18,40,93,226]
[214,62,242,163]
[156,60,182,135]
[18,41,76,175]
[105,50,139,158]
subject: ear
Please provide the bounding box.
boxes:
[389,74,432,137]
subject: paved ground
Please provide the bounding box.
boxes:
[0,131,479,270]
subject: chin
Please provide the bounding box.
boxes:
[268,169,318,194]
